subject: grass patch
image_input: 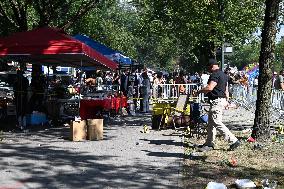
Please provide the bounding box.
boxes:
[182,132,284,189]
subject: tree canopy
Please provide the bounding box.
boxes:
[0,0,100,34]
[131,0,265,70]
[0,0,281,72]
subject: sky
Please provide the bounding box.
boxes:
[276,25,284,42]
[255,25,284,42]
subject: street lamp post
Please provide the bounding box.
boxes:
[221,43,225,71]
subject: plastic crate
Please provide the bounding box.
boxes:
[26,113,48,125]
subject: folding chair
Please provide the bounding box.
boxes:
[164,94,191,130]
[188,102,208,138]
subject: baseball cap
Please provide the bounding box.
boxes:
[208,59,218,65]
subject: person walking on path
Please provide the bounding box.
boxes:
[13,70,29,129]
[196,59,241,152]
[141,71,151,113]
[274,70,284,109]
[274,69,284,90]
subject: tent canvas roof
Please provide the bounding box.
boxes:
[74,34,132,65]
[0,27,118,70]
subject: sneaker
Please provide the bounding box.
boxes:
[229,140,241,151]
[197,145,214,152]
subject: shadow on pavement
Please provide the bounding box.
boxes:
[0,142,182,189]
[140,138,183,147]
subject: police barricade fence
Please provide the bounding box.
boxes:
[152,83,204,102]
[230,84,260,102]
[271,89,284,111]
[229,84,284,112]
[80,85,120,96]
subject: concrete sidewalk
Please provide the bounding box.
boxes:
[0,114,184,189]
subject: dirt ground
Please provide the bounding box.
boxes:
[182,108,284,189]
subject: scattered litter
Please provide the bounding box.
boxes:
[235,179,256,188]
[247,136,256,142]
[121,108,128,116]
[253,143,263,150]
[23,129,29,133]
[229,157,238,167]
[271,135,277,142]
[206,181,227,189]
[242,128,252,134]
[188,152,206,161]
[188,152,199,160]
[218,157,238,167]
[277,125,284,134]
[140,125,150,133]
[189,152,202,160]
[261,179,277,189]
[74,116,81,122]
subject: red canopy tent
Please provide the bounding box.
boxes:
[0,27,118,70]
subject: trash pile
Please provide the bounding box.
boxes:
[206,178,278,189]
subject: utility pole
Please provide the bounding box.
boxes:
[221,43,225,71]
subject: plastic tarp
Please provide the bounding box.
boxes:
[74,34,132,65]
[0,27,118,70]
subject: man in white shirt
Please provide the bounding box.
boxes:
[201,72,210,87]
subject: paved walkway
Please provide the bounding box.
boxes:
[0,114,184,189]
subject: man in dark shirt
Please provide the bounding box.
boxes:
[14,70,29,129]
[196,59,240,152]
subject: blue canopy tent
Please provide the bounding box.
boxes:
[74,34,132,65]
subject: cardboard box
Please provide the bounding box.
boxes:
[70,120,87,141]
[87,119,103,140]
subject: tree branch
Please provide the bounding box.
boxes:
[9,0,28,30]
[59,0,100,30]
[0,2,18,28]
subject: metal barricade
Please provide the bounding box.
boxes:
[272,89,284,111]
[229,84,284,112]
[230,84,248,101]
[81,84,120,96]
[152,84,204,102]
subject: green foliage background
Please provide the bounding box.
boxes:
[0,0,283,72]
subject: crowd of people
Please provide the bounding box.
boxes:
[11,63,284,128]
[81,69,209,113]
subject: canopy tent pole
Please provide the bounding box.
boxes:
[46,65,50,100]
[77,58,83,120]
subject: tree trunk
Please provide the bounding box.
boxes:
[252,0,280,141]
